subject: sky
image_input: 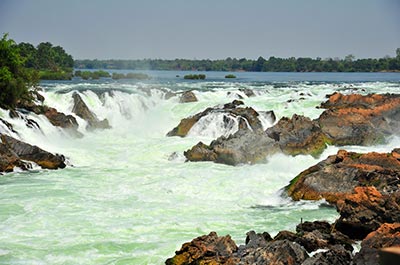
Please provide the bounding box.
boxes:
[0,0,399,60]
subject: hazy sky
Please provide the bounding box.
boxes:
[1,0,399,60]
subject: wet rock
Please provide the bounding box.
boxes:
[72,92,111,130]
[167,100,270,137]
[238,88,256,97]
[165,232,239,265]
[302,245,352,265]
[179,90,198,103]
[335,187,400,239]
[185,129,278,165]
[286,149,400,203]
[0,118,18,135]
[0,142,29,172]
[266,114,328,157]
[0,134,66,170]
[317,93,400,145]
[353,223,400,265]
[44,107,79,130]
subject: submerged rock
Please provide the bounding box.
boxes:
[286,149,400,203]
[179,90,198,103]
[72,92,111,130]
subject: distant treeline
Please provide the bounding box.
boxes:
[75,52,400,72]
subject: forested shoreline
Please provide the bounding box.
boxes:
[76,51,400,72]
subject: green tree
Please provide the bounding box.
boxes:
[0,34,37,109]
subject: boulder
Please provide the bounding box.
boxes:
[44,107,79,130]
[238,88,255,97]
[72,92,111,130]
[317,93,400,145]
[0,134,66,170]
[302,245,352,265]
[236,239,308,265]
[179,90,198,103]
[286,149,400,203]
[167,100,271,137]
[165,232,239,265]
[0,143,29,172]
[184,129,278,165]
[266,114,328,157]
[335,187,400,239]
[353,223,400,265]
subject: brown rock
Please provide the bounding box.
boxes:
[335,187,400,240]
[286,149,400,203]
[179,91,198,103]
[165,232,239,265]
[353,223,400,265]
[45,107,79,129]
[72,92,111,130]
[0,134,66,170]
[266,114,328,157]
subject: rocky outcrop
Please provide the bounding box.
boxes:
[184,129,278,165]
[167,100,273,138]
[266,114,328,157]
[44,107,79,130]
[286,149,400,203]
[165,232,239,265]
[72,92,111,130]
[335,187,400,239]
[317,93,400,146]
[0,134,66,171]
[166,221,355,265]
[353,223,400,265]
[179,91,198,103]
[182,92,400,166]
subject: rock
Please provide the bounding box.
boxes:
[0,134,66,170]
[353,223,400,265]
[302,245,352,265]
[286,149,400,203]
[237,239,308,265]
[179,91,198,103]
[184,129,278,165]
[317,93,400,145]
[238,88,256,97]
[45,107,79,129]
[72,92,111,130]
[266,114,328,157]
[167,100,271,137]
[335,187,400,239]
[165,232,239,265]
[0,142,29,172]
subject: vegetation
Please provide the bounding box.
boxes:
[76,51,400,72]
[225,74,236,78]
[75,70,110,80]
[17,40,73,80]
[184,74,206,80]
[111,72,150,80]
[0,34,38,109]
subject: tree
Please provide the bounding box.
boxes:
[396,48,400,59]
[0,34,37,109]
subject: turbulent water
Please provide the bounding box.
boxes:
[0,71,399,264]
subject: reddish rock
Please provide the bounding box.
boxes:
[286,149,400,203]
[317,93,400,146]
[165,232,239,265]
[44,107,79,130]
[335,187,400,239]
[353,223,400,265]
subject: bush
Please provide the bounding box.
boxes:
[184,74,206,80]
[225,74,236,78]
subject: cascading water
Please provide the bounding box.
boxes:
[0,72,399,264]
